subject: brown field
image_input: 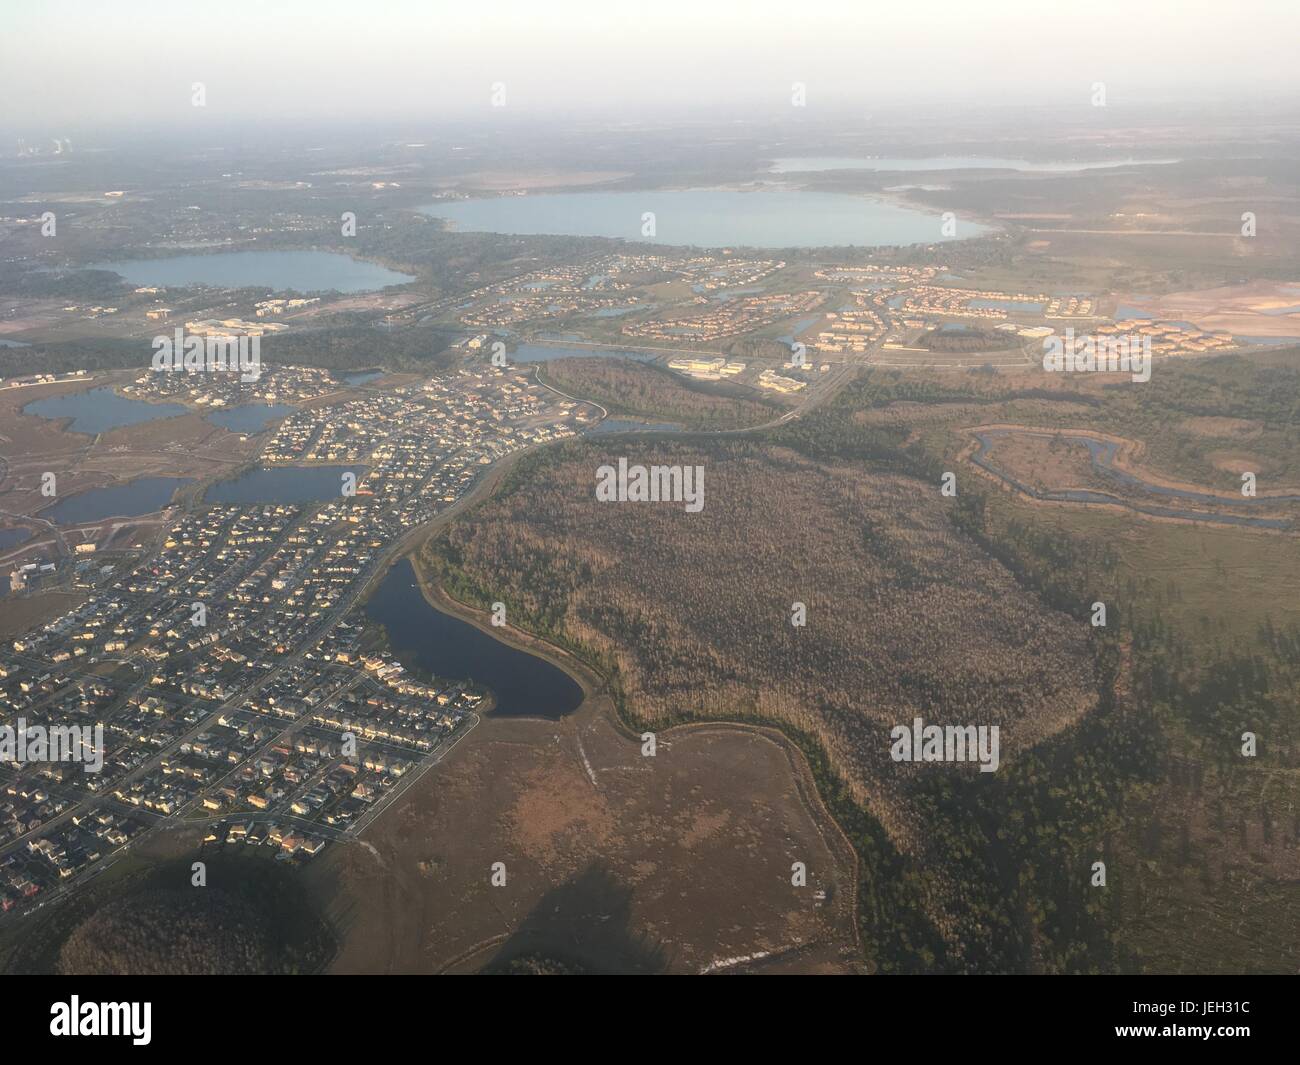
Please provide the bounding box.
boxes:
[0,299,79,339]
[1208,452,1264,475]
[0,589,89,637]
[316,675,859,974]
[285,291,423,320]
[979,431,1105,493]
[1178,416,1264,440]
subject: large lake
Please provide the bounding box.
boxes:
[769,156,1180,173]
[24,387,187,435]
[205,465,367,505]
[45,477,192,524]
[422,189,990,248]
[365,558,583,719]
[88,251,415,293]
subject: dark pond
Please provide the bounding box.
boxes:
[204,465,367,505]
[205,403,294,434]
[365,558,583,719]
[24,387,187,435]
[44,477,193,524]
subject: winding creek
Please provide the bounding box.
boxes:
[971,429,1300,530]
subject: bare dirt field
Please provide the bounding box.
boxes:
[314,681,860,975]
[1178,416,1264,440]
[980,431,1104,493]
[1208,452,1264,475]
[1118,281,1300,337]
[0,589,88,637]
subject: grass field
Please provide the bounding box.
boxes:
[314,681,861,974]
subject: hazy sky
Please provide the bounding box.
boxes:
[2,0,1298,132]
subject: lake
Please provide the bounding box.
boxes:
[422,189,991,248]
[365,558,584,719]
[205,465,367,505]
[769,156,1180,173]
[88,251,415,294]
[206,403,294,434]
[24,387,187,435]
[0,528,34,550]
[44,477,192,525]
